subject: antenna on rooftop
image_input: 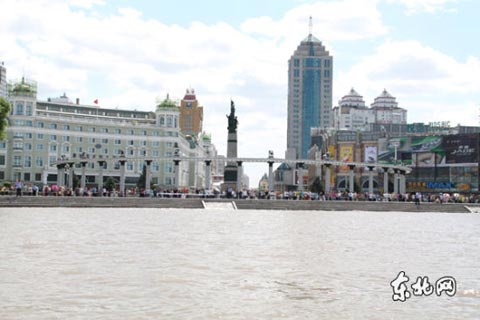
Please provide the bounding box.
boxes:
[309,16,313,35]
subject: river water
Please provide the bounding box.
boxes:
[0,208,479,319]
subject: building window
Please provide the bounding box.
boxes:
[25,103,32,116]
[102,139,108,144]
[49,123,57,129]
[127,162,134,171]
[63,124,70,130]
[63,136,70,142]
[15,102,23,115]
[115,139,121,145]
[76,137,83,143]
[63,145,70,153]
[36,157,43,167]
[294,59,300,67]
[37,133,44,139]
[165,177,172,185]
[49,144,57,152]
[115,129,121,134]
[101,128,108,133]
[37,122,44,128]
[13,155,22,167]
[24,172,31,181]
[48,156,56,167]
[165,162,173,173]
[36,144,44,151]
[50,135,57,141]
[0,155,4,165]
[35,173,42,181]
[25,133,32,139]
[24,156,31,168]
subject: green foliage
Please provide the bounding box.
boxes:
[137,165,147,189]
[310,176,323,193]
[3,181,11,188]
[0,97,11,140]
[105,176,117,191]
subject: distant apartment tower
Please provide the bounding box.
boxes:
[332,88,407,131]
[332,88,374,131]
[371,89,407,124]
[179,88,203,137]
[0,62,6,98]
[287,21,333,159]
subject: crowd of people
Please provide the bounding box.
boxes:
[2,180,480,203]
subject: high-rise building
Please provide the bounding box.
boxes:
[0,62,7,98]
[179,88,203,137]
[287,19,333,159]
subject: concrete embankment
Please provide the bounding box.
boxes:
[0,196,477,213]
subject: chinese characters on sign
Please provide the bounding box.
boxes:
[391,271,456,302]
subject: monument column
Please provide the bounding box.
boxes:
[348,165,355,192]
[56,163,65,188]
[119,158,126,197]
[399,170,406,194]
[67,162,74,189]
[80,161,88,191]
[393,169,399,195]
[382,167,389,194]
[268,161,274,196]
[368,166,375,196]
[205,160,212,191]
[98,160,106,196]
[236,161,243,198]
[174,159,181,190]
[222,100,239,192]
[324,164,331,196]
[145,160,152,194]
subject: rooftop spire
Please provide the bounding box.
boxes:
[309,16,313,35]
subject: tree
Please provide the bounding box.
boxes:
[105,176,117,192]
[310,176,324,193]
[137,165,147,189]
[0,97,11,140]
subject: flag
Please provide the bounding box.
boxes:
[94,99,99,104]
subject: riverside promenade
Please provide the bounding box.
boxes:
[0,196,478,213]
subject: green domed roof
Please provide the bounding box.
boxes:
[156,94,179,110]
[9,78,37,97]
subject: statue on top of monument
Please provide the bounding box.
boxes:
[227,100,238,133]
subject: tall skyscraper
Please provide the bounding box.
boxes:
[0,62,7,98]
[287,19,333,159]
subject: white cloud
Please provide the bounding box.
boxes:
[386,0,458,14]
[335,40,480,105]
[241,0,387,42]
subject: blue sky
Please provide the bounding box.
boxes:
[1,0,479,186]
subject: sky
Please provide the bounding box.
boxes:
[1,0,479,187]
